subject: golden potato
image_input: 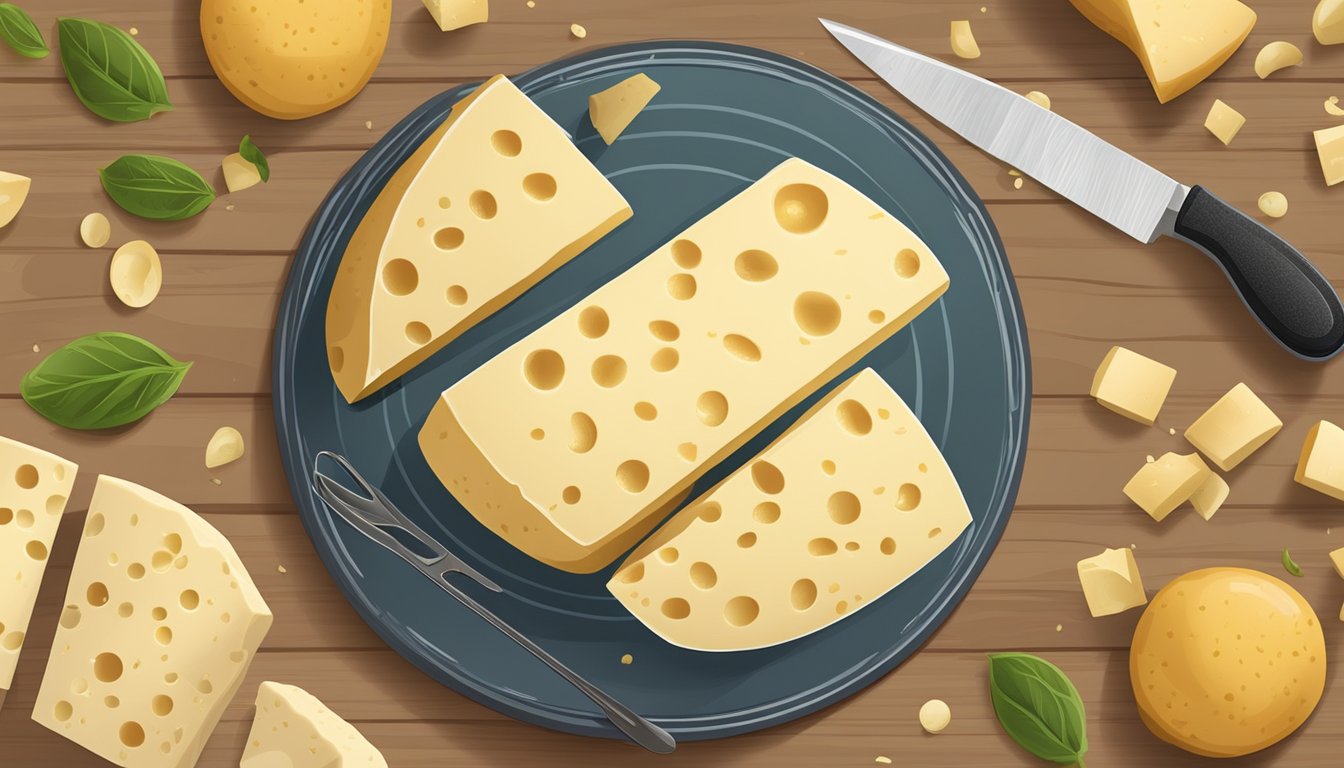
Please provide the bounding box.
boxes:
[200,0,392,120]
[1130,567,1326,758]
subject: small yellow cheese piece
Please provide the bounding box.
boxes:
[422,159,950,573]
[1329,546,1344,578]
[80,213,112,248]
[1124,452,1211,521]
[422,0,487,31]
[241,682,386,768]
[1257,191,1288,219]
[1254,42,1302,79]
[1316,0,1344,44]
[1024,90,1051,110]
[1314,124,1344,186]
[1184,383,1281,471]
[606,369,970,650]
[204,427,244,469]
[919,699,952,733]
[1295,420,1344,502]
[1204,99,1245,146]
[1327,96,1344,117]
[1077,547,1147,617]
[950,20,980,59]
[0,171,31,229]
[1090,346,1176,426]
[570,23,587,39]
[32,476,272,768]
[0,437,77,697]
[221,153,261,194]
[109,240,163,309]
[1190,470,1229,521]
[588,73,661,145]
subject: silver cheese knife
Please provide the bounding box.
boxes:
[821,19,1344,360]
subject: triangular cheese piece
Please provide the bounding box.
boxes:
[241,682,386,768]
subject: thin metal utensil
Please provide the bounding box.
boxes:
[311,451,676,754]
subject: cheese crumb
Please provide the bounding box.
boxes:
[277,565,288,574]
[365,120,374,130]
[1258,191,1288,218]
[226,203,236,212]
[1013,177,1024,190]
[1055,623,1063,632]
[1024,90,1051,110]
[210,477,223,486]
[919,699,952,733]
[1327,97,1344,117]
[129,27,139,36]
[527,0,535,6]
[875,758,893,765]
[1146,454,1155,463]
[570,23,587,38]
[950,20,980,59]
[1169,427,1176,435]
[205,426,246,468]
[619,653,633,665]
[32,343,39,353]
[79,212,111,248]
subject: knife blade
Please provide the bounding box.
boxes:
[821,18,1344,360]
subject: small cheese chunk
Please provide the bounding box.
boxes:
[1315,124,1344,186]
[1024,90,1052,110]
[1254,42,1302,79]
[919,699,952,734]
[1295,420,1344,502]
[1329,546,1344,579]
[221,153,262,194]
[1316,0,1344,44]
[1184,383,1281,471]
[422,159,950,573]
[606,369,971,650]
[32,476,272,768]
[422,0,488,32]
[109,240,163,309]
[1328,96,1344,117]
[0,437,77,697]
[80,213,112,248]
[1090,346,1176,426]
[1190,471,1229,520]
[204,427,244,469]
[1124,452,1211,521]
[1204,99,1245,145]
[326,75,632,403]
[588,73,661,145]
[1077,547,1147,617]
[241,682,386,768]
[0,171,31,228]
[1258,191,1288,218]
[950,20,980,59]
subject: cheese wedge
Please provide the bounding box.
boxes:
[420,158,949,573]
[1295,420,1344,502]
[242,682,386,768]
[327,75,632,403]
[607,369,970,651]
[1067,0,1256,103]
[0,437,78,702]
[32,476,272,768]
[588,73,661,144]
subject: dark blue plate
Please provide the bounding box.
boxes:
[273,41,1029,742]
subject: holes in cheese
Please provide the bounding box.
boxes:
[32,476,272,768]
[0,436,77,695]
[605,369,970,651]
[1090,346,1176,426]
[587,73,661,145]
[420,158,949,573]
[241,681,386,768]
[1184,383,1281,471]
[326,75,632,403]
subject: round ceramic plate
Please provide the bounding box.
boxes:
[274,41,1029,742]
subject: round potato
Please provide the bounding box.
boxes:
[200,0,392,120]
[1130,567,1325,758]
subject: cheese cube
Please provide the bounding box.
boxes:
[1090,346,1176,425]
[1329,547,1344,579]
[1190,471,1229,521]
[242,682,386,768]
[588,73,661,145]
[1295,420,1344,502]
[221,153,261,193]
[32,476,272,768]
[420,158,950,573]
[0,437,77,699]
[1204,99,1245,145]
[606,369,971,651]
[326,75,632,403]
[1316,125,1344,186]
[422,0,487,31]
[1124,452,1211,521]
[0,170,31,228]
[1184,383,1281,471]
[1077,547,1147,617]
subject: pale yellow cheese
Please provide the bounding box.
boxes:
[241,682,385,768]
[0,171,31,229]
[1184,383,1281,471]
[422,0,487,31]
[0,437,77,696]
[1329,546,1344,578]
[606,369,970,651]
[1067,0,1255,103]
[1314,124,1344,186]
[32,476,272,768]
[1190,471,1229,521]
[1204,100,1245,145]
[949,20,980,59]
[1077,547,1147,617]
[326,75,632,403]
[1124,452,1211,521]
[420,158,950,573]
[221,153,261,193]
[1090,346,1175,426]
[1316,0,1344,44]
[1253,42,1303,79]
[1295,420,1344,502]
[588,73,661,145]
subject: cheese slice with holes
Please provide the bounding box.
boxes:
[420,158,950,573]
[32,476,272,768]
[326,74,632,403]
[605,369,970,651]
[241,682,386,768]
[0,436,77,700]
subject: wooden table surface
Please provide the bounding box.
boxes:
[4,1,1344,765]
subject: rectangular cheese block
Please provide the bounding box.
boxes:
[32,476,272,768]
[423,0,487,31]
[420,158,950,573]
[1077,547,1147,617]
[326,74,632,403]
[1295,420,1344,502]
[1124,452,1211,521]
[1184,382,1281,471]
[606,368,971,651]
[242,682,386,768]
[1204,99,1245,145]
[1315,125,1344,186]
[1090,346,1176,425]
[1329,547,1344,579]
[0,436,77,698]
[588,73,661,145]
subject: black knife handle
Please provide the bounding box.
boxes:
[1171,185,1344,359]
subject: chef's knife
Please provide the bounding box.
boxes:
[821,19,1344,360]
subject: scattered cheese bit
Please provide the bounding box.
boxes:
[588,73,661,145]
[242,682,386,767]
[365,120,374,130]
[950,20,980,59]
[1204,99,1245,145]
[1090,346,1176,426]
[1190,470,1229,521]
[205,426,246,469]
[1055,623,1063,632]
[1184,383,1281,471]
[1327,96,1344,117]
[1316,0,1344,45]
[919,699,952,733]
[1024,90,1051,110]
[1295,421,1344,502]
[619,653,633,665]
[1077,547,1147,617]
[79,212,111,248]
[980,5,987,11]
[1314,124,1344,185]
[1168,427,1176,436]
[875,757,893,765]
[1258,191,1288,218]
[0,171,31,229]
[109,240,163,308]
[422,0,488,32]
[129,27,138,36]
[277,565,288,574]
[1124,452,1212,522]
[1007,169,1021,177]
[31,344,39,353]
[527,0,535,6]
[211,477,223,486]
[570,22,587,39]
[222,153,262,194]
[225,203,236,212]
[1253,41,1303,79]
[1013,177,1024,190]
[1146,454,1156,463]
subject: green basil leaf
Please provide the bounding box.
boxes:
[21,332,192,430]
[988,653,1088,766]
[0,3,48,58]
[99,154,215,221]
[239,134,270,182]
[57,17,171,122]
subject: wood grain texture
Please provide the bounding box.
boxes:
[4,0,1344,765]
